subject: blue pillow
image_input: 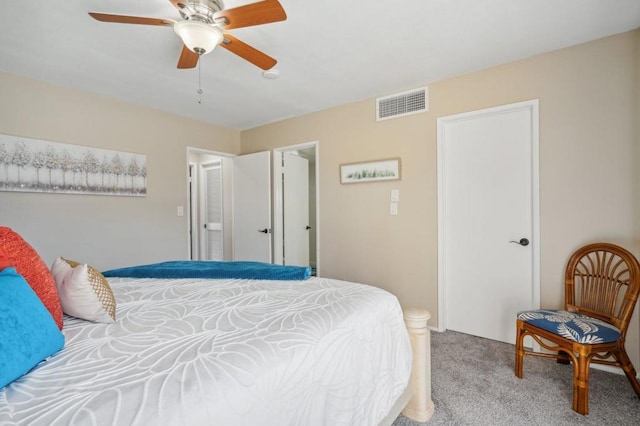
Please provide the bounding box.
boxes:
[0,267,65,389]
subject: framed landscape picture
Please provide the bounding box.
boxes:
[0,133,147,196]
[340,157,401,184]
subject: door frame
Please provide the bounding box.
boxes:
[273,141,320,274]
[186,147,235,260]
[436,100,540,334]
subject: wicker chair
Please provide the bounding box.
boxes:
[515,242,640,415]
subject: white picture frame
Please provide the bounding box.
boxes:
[340,157,401,184]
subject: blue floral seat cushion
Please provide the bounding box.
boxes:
[517,309,621,344]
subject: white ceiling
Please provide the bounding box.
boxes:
[1,0,639,130]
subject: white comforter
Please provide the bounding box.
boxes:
[0,276,412,426]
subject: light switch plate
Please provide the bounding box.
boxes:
[390,203,398,215]
[391,189,400,202]
[177,206,184,217]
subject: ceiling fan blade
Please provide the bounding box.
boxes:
[168,1,187,12]
[89,12,174,27]
[177,45,200,69]
[213,0,287,30]
[220,34,277,70]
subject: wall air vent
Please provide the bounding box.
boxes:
[376,87,428,121]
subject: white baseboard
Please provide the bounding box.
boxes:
[590,363,640,379]
[590,363,621,375]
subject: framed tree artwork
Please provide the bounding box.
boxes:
[0,133,147,196]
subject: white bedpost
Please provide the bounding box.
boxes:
[402,307,435,422]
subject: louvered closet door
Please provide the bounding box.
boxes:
[202,162,223,261]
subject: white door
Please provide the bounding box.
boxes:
[438,100,539,345]
[201,162,223,261]
[283,153,309,266]
[233,151,272,262]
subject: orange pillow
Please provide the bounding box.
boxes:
[0,245,11,271]
[0,227,63,329]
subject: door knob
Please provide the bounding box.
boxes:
[305,226,311,230]
[509,238,529,246]
[258,228,271,234]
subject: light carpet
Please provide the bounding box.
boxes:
[392,330,640,425]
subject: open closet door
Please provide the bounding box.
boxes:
[233,151,272,262]
[283,153,309,266]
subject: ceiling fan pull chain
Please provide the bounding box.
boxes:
[197,56,203,104]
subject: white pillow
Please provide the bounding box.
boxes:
[51,257,116,323]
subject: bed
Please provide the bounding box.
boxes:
[0,244,433,425]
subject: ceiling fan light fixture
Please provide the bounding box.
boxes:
[174,20,222,55]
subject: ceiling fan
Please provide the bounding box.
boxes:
[89,0,287,70]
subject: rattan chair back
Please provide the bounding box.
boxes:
[565,242,640,335]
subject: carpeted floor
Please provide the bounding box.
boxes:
[392,330,640,425]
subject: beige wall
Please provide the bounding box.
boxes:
[0,30,638,366]
[636,29,640,257]
[0,73,240,270]
[241,30,640,364]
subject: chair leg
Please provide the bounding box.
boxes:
[615,347,640,398]
[557,351,571,365]
[515,321,524,378]
[573,351,590,415]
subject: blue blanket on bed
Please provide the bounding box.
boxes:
[102,261,312,281]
